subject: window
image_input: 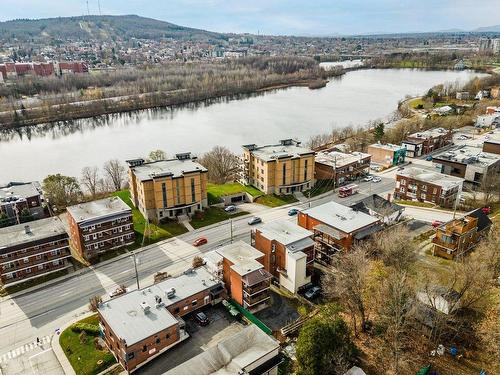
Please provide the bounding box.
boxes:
[162,182,167,208]
[25,268,31,273]
[23,258,29,263]
[304,159,308,180]
[421,193,426,200]
[38,265,43,270]
[401,179,406,185]
[422,185,427,192]
[142,345,147,352]
[191,178,196,203]
[52,260,59,266]
[155,338,161,344]
[400,187,405,193]
[174,307,180,314]
[166,333,170,339]
[192,300,197,306]
[282,163,286,185]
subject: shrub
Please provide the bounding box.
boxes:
[71,322,100,335]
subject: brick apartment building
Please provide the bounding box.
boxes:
[394,167,463,208]
[367,143,407,168]
[297,201,381,265]
[0,61,88,80]
[241,139,315,194]
[127,153,208,223]
[401,128,452,157]
[432,208,492,260]
[0,217,71,286]
[314,150,371,185]
[66,197,134,262]
[216,241,273,312]
[98,267,224,373]
[432,145,500,186]
[252,220,314,293]
[0,181,47,227]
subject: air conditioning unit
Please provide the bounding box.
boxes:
[166,288,176,299]
[140,302,151,313]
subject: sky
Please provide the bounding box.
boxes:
[1,0,499,36]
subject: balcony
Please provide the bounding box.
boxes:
[244,281,270,296]
[432,237,458,250]
[2,248,71,272]
[0,240,69,262]
[84,228,134,245]
[244,291,270,307]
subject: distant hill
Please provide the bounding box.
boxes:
[0,15,226,43]
[472,25,500,33]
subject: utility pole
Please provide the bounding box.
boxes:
[131,251,140,290]
[86,0,90,16]
[97,0,102,15]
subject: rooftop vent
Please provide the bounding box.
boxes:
[24,225,31,234]
[175,152,192,161]
[140,302,151,313]
[166,288,176,299]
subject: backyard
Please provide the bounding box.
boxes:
[207,182,262,204]
[59,314,117,375]
[112,190,188,247]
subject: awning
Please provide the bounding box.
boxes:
[313,224,346,240]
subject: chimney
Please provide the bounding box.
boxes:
[24,225,31,234]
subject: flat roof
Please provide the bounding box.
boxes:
[165,324,279,375]
[258,220,313,246]
[66,197,131,223]
[0,217,67,249]
[98,267,221,345]
[302,201,379,234]
[368,143,404,151]
[397,167,463,190]
[98,285,179,346]
[130,158,207,181]
[433,145,499,167]
[315,151,371,168]
[244,140,314,162]
[216,241,265,276]
[0,181,41,201]
[406,127,449,140]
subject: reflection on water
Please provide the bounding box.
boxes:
[0,68,487,182]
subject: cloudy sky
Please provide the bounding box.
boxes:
[2,0,499,35]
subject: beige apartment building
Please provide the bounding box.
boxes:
[241,139,315,194]
[127,153,208,223]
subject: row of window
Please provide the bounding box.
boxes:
[2,249,64,270]
[82,218,130,232]
[0,240,67,260]
[84,225,132,241]
[3,259,64,279]
[84,234,133,251]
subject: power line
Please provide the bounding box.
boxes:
[86,0,90,16]
[97,0,102,15]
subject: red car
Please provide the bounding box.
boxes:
[431,220,444,228]
[193,237,208,247]
[482,206,491,215]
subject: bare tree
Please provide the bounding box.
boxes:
[88,295,102,312]
[323,245,370,336]
[148,149,167,161]
[198,146,240,184]
[372,226,417,272]
[479,172,500,206]
[103,159,126,191]
[81,166,100,198]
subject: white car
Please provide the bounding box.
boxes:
[372,176,382,183]
[363,175,373,182]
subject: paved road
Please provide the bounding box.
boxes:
[0,175,421,361]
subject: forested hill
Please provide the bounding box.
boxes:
[0,15,226,42]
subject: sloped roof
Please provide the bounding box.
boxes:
[467,208,493,232]
[350,194,404,217]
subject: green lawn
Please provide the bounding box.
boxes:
[409,97,425,109]
[190,207,249,229]
[112,190,188,247]
[254,194,298,208]
[207,182,262,204]
[59,315,116,375]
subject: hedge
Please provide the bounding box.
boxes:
[71,323,100,335]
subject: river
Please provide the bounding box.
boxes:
[0,68,486,183]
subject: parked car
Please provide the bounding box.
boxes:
[304,286,321,300]
[288,208,300,216]
[372,176,382,183]
[193,237,208,247]
[195,312,209,326]
[224,205,237,212]
[431,220,444,228]
[425,155,433,161]
[109,286,129,299]
[248,216,262,225]
[370,164,383,172]
[363,175,373,182]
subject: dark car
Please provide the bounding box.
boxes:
[193,237,208,247]
[304,286,321,300]
[288,208,300,216]
[248,216,262,225]
[425,155,433,161]
[195,312,209,326]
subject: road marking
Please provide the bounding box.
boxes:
[119,269,129,274]
[29,347,52,359]
[59,291,71,297]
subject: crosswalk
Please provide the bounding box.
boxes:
[0,335,52,364]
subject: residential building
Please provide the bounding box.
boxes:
[394,167,463,208]
[314,150,371,185]
[475,114,500,129]
[431,208,491,260]
[216,241,273,312]
[166,325,281,375]
[0,217,71,286]
[349,194,404,225]
[0,181,47,227]
[127,153,208,223]
[482,139,500,155]
[401,128,452,157]
[297,201,381,265]
[202,250,223,279]
[367,143,406,168]
[66,197,134,262]
[433,145,500,185]
[252,221,314,293]
[98,266,224,373]
[0,61,88,80]
[241,139,315,194]
[455,91,470,100]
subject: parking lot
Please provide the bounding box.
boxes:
[136,305,245,375]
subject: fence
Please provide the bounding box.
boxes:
[229,299,272,335]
